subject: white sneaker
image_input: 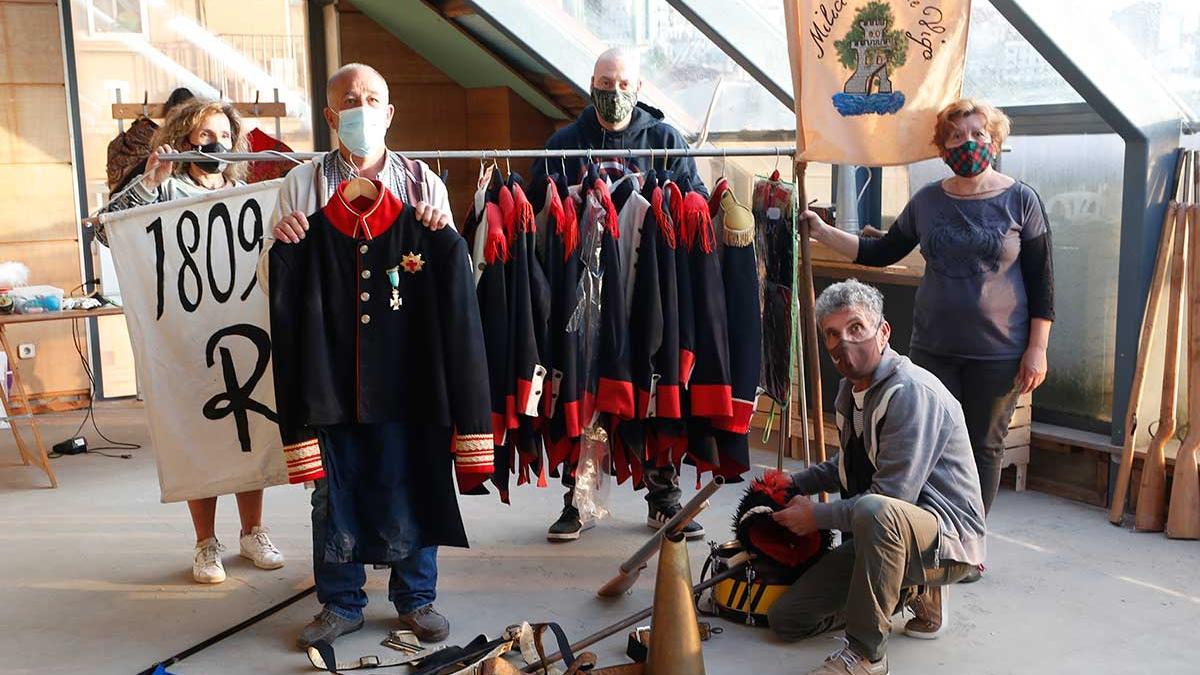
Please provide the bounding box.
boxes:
[193,538,226,584]
[239,526,285,570]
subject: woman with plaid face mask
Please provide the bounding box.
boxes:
[796,98,1055,603]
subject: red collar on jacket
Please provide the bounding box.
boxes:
[324,179,405,240]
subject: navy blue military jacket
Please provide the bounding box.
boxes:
[268,179,493,492]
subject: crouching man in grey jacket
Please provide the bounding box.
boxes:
[767,279,986,675]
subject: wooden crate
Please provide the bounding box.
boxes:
[1001,393,1034,491]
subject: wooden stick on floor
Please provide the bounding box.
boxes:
[1109,149,1187,525]
[1166,165,1200,539]
[1135,151,1191,531]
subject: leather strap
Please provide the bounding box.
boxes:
[307,640,436,672]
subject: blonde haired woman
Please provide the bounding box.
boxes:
[101,99,284,583]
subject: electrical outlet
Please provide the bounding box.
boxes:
[17,343,35,359]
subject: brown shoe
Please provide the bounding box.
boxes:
[806,638,888,675]
[398,604,450,643]
[904,585,948,639]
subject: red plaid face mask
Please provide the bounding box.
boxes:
[943,140,994,178]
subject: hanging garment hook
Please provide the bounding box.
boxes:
[505,151,512,177]
[142,91,149,117]
[773,146,781,175]
[560,153,568,179]
[436,150,443,177]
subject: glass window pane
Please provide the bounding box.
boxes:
[473,0,794,133]
[1084,0,1200,120]
[590,0,794,132]
[962,1,1081,106]
[1003,134,1123,424]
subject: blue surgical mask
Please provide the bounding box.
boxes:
[335,105,389,158]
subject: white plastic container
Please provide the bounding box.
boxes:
[8,285,65,314]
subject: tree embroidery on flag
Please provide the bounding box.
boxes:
[831,1,908,116]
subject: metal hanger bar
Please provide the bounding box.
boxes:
[157,146,797,163]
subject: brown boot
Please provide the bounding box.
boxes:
[904,585,948,639]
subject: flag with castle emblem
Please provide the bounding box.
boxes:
[783,0,972,166]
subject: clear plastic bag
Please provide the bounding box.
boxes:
[572,426,612,522]
[567,193,613,522]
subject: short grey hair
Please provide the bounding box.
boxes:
[326,63,388,102]
[815,279,885,325]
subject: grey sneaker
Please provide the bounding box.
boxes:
[296,608,364,649]
[397,604,450,643]
[647,503,705,540]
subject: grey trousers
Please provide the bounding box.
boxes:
[910,346,1022,515]
[766,494,973,661]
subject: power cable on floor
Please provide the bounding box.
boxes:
[44,286,141,460]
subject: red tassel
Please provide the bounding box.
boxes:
[651,187,676,249]
[680,191,715,254]
[536,460,549,488]
[499,185,516,244]
[593,179,619,239]
[551,188,580,259]
[483,202,509,264]
[511,182,536,236]
[665,182,684,230]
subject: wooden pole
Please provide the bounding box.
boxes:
[1135,151,1191,531]
[1166,163,1200,538]
[1109,149,1187,524]
[795,161,826,468]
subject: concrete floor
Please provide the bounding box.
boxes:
[1,402,1198,674]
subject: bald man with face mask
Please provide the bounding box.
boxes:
[259,63,459,651]
[528,47,706,203]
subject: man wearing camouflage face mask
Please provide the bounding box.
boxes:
[529,47,705,199]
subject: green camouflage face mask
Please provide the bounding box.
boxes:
[591,87,637,126]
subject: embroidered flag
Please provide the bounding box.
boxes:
[782,0,972,166]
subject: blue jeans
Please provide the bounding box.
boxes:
[311,478,438,620]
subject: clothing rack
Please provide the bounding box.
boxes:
[156,146,799,163]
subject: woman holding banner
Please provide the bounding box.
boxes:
[800,99,1053,630]
[99,99,285,584]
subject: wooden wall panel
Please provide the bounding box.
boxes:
[339,13,454,86]
[0,0,86,398]
[0,84,71,164]
[0,164,77,241]
[0,3,65,84]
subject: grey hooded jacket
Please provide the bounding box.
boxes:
[792,347,987,567]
